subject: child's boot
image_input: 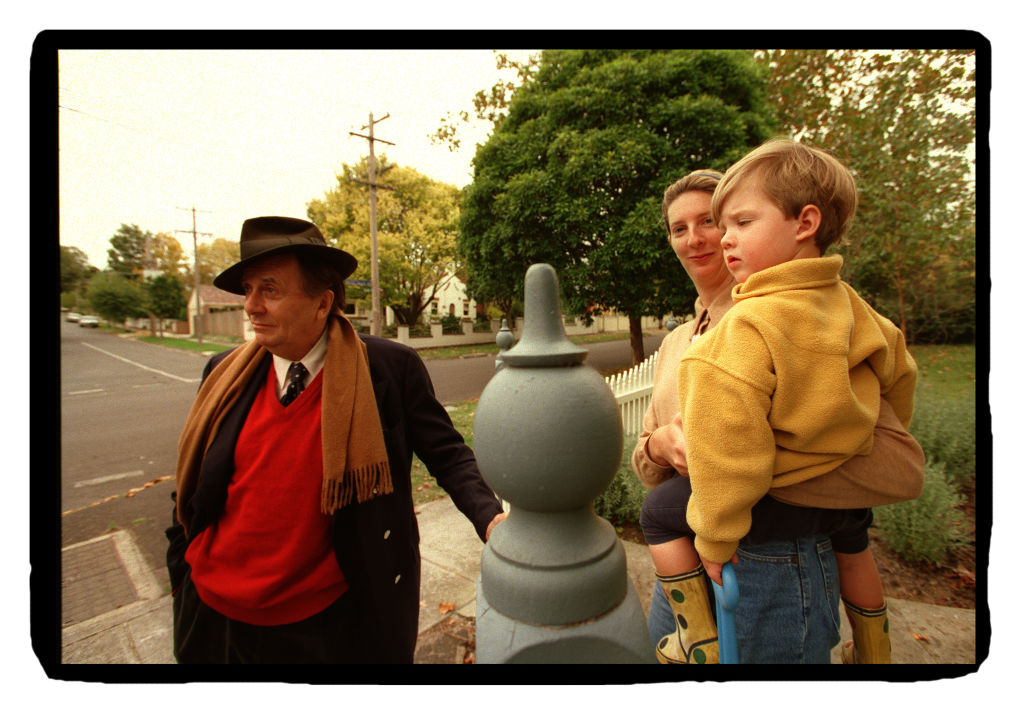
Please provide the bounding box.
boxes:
[655,566,719,664]
[841,599,891,664]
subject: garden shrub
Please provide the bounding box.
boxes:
[593,449,648,528]
[908,394,976,489]
[874,459,967,566]
[913,397,974,487]
[440,313,462,335]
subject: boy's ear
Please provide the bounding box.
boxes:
[795,204,822,243]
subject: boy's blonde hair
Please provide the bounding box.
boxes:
[710,138,858,251]
[661,169,724,237]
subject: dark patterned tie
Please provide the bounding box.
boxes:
[280,362,309,406]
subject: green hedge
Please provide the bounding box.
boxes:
[593,449,648,528]
[874,460,968,565]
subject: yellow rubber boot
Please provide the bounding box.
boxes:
[656,566,719,664]
[841,599,891,664]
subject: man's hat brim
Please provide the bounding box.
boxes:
[212,216,358,295]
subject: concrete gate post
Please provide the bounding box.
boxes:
[473,263,654,663]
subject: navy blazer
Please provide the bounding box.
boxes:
[166,334,503,663]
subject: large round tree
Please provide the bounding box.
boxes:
[459,49,775,362]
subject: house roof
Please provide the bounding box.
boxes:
[193,284,245,306]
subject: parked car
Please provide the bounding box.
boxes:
[78,315,99,328]
[66,312,82,322]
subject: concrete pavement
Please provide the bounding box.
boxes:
[58,495,978,667]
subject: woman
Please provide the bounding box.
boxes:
[633,170,925,664]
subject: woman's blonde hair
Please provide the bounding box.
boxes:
[710,138,858,251]
[661,169,724,237]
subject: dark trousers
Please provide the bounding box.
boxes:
[640,474,872,554]
[173,571,364,664]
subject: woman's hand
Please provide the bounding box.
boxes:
[647,414,689,474]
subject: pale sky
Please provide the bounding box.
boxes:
[58,49,536,268]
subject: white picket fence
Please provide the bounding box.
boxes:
[605,350,659,436]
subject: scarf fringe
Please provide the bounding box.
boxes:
[321,461,394,515]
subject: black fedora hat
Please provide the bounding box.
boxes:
[213,216,358,295]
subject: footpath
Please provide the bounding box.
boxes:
[60,496,976,667]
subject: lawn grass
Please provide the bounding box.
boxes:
[413,331,635,360]
[137,335,240,354]
[910,344,976,401]
[411,399,479,505]
[905,343,977,489]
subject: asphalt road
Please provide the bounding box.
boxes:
[59,318,209,592]
[57,317,665,593]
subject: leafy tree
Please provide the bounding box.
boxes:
[86,271,149,325]
[148,232,188,279]
[145,273,188,333]
[106,223,150,277]
[307,157,463,327]
[431,52,541,152]
[60,245,96,296]
[757,49,976,343]
[459,50,775,362]
[190,237,241,285]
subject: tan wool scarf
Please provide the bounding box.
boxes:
[175,312,392,537]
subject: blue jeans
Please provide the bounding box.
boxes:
[647,535,841,664]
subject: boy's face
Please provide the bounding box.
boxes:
[717,181,810,283]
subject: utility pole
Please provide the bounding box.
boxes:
[350,112,396,337]
[176,206,212,345]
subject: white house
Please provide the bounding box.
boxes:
[384,272,477,326]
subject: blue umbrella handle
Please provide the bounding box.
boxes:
[712,562,739,664]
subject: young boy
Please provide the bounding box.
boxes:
[651,139,916,664]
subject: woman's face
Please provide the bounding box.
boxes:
[666,190,733,296]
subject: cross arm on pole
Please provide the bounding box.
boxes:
[349,131,396,146]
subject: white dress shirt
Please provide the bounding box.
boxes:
[270,329,328,401]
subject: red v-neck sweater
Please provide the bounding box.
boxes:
[185,367,347,625]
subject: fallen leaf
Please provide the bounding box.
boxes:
[912,633,930,642]
[438,602,455,615]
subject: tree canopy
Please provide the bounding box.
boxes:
[60,245,97,295]
[193,237,241,285]
[105,224,187,280]
[106,223,149,277]
[757,49,977,343]
[307,157,463,326]
[86,271,149,324]
[145,273,188,322]
[458,49,775,362]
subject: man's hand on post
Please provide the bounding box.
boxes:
[485,512,507,541]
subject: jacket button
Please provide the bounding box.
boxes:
[383,529,391,540]
[394,574,402,584]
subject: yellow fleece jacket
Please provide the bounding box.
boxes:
[679,255,917,563]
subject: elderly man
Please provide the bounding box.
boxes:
[166,216,504,663]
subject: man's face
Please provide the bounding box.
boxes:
[241,253,332,360]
